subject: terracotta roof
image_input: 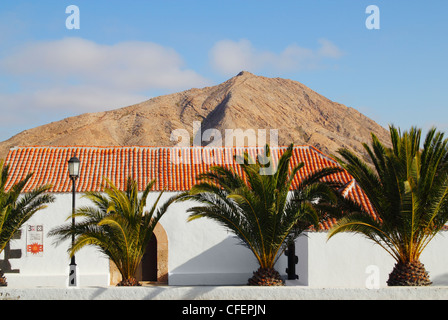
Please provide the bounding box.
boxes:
[4,145,375,230]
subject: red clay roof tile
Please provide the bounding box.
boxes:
[4,145,376,230]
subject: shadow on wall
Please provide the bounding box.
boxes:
[0,242,21,274]
[0,231,22,274]
[170,236,258,286]
[169,234,309,286]
[294,234,309,286]
[432,273,448,285]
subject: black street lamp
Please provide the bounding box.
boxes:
[68,155,80,287]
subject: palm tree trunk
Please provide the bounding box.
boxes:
[247,267,284,286]
[387,260,432,286]
[116,277,141,286]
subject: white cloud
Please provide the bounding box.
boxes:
[210,38,344,76]
[317,39,344,59]
[0,37,212,139]
[0,37,211,110]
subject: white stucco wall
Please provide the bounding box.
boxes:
[295,231,448,288]
[2,193,110,288]
[158,195,262,285]
[2,191,448,288]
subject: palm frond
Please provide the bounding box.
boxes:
[0,161,55,253]
[330,125,448,263]
[49,176,174,281]
[184,143,342,269]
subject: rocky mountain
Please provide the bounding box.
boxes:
[0,71,390,160]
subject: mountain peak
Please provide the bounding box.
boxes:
[0,73,390,161]
[236,70,255,77]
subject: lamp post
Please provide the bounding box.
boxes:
[68,155,80,287]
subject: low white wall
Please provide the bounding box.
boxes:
[2,286,448,300]
[2,191,448,288]
[300,231,448,288]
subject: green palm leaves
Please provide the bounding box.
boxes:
[329,126,448,266]
[0,160,54,255]
[182,144,342,270]
[49,177,176,285]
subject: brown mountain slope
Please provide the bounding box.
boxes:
[0,71,390,160]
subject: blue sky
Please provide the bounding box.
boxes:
[0,1,447,142]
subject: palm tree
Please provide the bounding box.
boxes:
[0,160,55,286]
[180,144,342,286]
[329,126,448,286]
[49,177,176,286]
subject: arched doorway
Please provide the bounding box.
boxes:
[137,233,157,282]
[109,223,168,285]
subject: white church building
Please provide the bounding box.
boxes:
[2,145,448,288]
